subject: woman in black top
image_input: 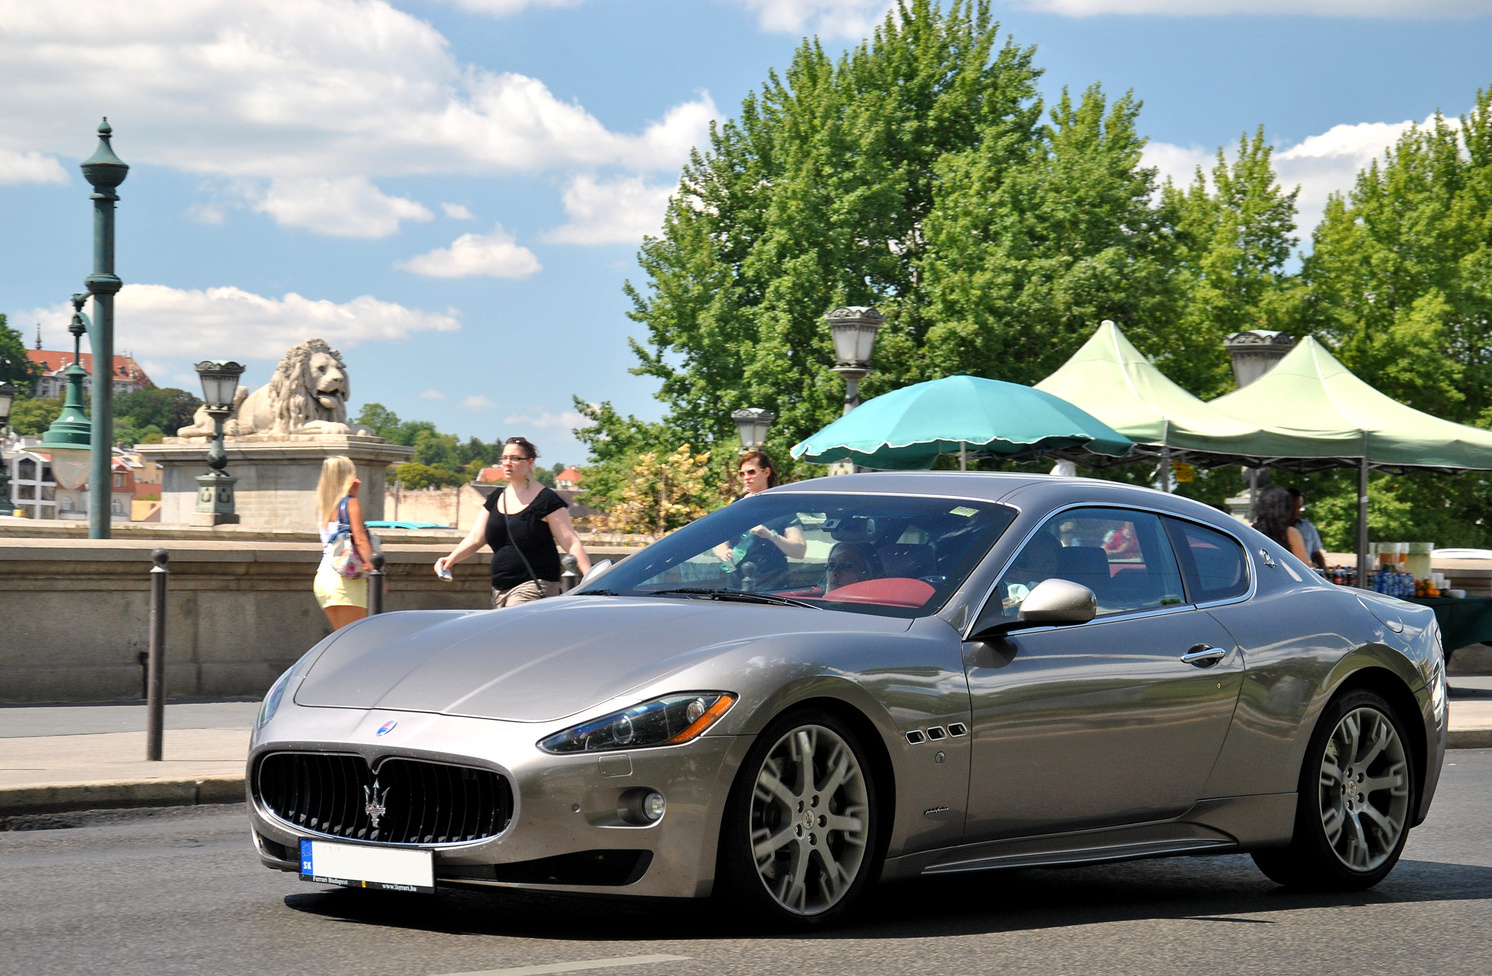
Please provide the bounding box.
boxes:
[434,436,592,607]
[714,449,806,588]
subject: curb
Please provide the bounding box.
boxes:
[1449,728,1492,749]
[0,775,244,818]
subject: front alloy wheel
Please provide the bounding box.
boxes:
[720,710,880,926]
[1253,689,1415,890]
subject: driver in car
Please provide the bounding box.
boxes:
[825,542,877,594]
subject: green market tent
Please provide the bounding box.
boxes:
[1034,320,1326,479]
[790,374,1133,469]
[1208,336,1492,579]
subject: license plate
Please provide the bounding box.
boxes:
[299,839,434,893]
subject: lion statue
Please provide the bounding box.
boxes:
[178,338,351,438]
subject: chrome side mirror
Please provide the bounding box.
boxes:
[973,578,1097,640]
[579,558,614,585]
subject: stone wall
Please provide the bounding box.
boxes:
[0,537,636,704]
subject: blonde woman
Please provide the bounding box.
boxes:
[435,436,591,607]
[314,455,375,629]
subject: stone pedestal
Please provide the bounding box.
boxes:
[137,435,414,529]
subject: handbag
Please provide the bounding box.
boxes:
[329,496,383,580]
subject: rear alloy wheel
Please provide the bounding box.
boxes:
[719,710,880,926]
[1253,689,1415,890]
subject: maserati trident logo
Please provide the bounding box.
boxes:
[363,779,390,829]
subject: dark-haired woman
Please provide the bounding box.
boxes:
[1251,485,1311,564]
[434,436,591,607]
[714,449,805,586]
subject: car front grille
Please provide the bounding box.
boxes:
[255,752,513,845]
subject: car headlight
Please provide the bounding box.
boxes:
[538,693,736,754]
[257,667,293,730]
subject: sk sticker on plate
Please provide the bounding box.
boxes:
[949,506,978,518]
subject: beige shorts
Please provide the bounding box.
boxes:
[491,579,562,608]
[315,564,368,610]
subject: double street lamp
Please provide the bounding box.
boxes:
[193,360,245,525]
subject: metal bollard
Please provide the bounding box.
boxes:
[369,552,386,615]
[146,548,169,762]
[559,554,579,592]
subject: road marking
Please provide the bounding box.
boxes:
[437,954,692,976]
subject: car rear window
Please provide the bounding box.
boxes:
[1163,517,1250,604]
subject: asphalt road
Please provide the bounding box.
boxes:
[3,751,1490,976]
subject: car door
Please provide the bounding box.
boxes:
[962,507,1245,841]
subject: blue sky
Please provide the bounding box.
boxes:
[2,0,1490,467]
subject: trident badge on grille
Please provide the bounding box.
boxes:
[363,779,390,829]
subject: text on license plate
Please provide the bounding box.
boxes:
[299,839,434,893]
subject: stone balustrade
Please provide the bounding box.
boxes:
[0,536,637,704]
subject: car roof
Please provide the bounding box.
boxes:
[766,471,1243,531]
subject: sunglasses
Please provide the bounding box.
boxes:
[828,559,866,572]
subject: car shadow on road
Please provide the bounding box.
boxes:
[281,853,1492,940]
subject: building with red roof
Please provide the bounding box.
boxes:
[28,349,153,399]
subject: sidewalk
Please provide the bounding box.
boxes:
[2,688,1491,819]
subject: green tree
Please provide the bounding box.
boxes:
[393,461,459,490]
[1162,127,1302,399]
[0,314,40,393]
[922,84,1175,386]
[1299,86,1492,547]
[9,396,62,436]
[114,387,202,437]
[614,0,1043,466]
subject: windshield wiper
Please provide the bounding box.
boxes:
[572,588,623,596]
[644,587,821,609]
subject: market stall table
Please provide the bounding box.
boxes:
[1405,595,1492,660]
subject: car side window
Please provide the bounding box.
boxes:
[995,508,1186,617]
[1162,517,1250,604]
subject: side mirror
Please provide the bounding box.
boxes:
[579,558,614,585]
[972,578,1097,640]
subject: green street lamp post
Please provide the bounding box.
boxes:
[40,299,96,506]
[0,380,15,512]
[193,360,245,525]
[80,118,129,539]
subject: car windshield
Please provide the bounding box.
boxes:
[576,491,1016,618]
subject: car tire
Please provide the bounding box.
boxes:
[1252,688,1416,891]
[716,708,882,928]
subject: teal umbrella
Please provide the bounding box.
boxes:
[790,375,1134,470]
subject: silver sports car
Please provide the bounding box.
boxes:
[248,473,1447,926]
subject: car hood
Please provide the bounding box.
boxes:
[293,596,905,723]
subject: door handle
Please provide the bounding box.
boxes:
[1181,644,1226,668]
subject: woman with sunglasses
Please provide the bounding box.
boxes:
[714,449,806,588]
[434,436,591,607]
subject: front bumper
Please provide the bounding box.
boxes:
[247,702,753,898]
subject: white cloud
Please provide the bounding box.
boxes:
[18,284,461,361]
[730,0,895,38]
[1144,114,1436,241]
[430,0,582,13]
[502,409,593,430]
[544,174,674,244]
[1018,0,1492,15]
[464,395,497,409]
[251,177,433,238]
[419,389,448,399]
[0,1,716,179]
[442,202,475,220]
[394,224,542,278]
[0,149,68,185]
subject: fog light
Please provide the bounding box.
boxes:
[642,791,666,822]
